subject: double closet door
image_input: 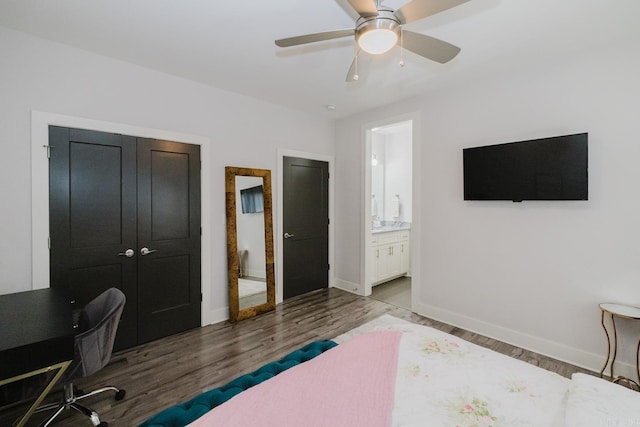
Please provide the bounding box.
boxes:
[49,126,201,350]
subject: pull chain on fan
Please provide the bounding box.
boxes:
[353,42,360,81]
[399,28,405,68]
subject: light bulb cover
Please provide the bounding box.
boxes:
[358,29,397,54]
[356,18,399,55]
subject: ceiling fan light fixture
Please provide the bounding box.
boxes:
[358,29,397,54]
[356,17,399,55]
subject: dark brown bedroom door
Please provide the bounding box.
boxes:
[282,156,329,299]
[49,126,201,349]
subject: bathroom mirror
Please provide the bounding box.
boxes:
[225,167,275,321]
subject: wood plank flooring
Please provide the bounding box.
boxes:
[21,288,593,426]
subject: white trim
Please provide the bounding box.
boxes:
[333,278,364,295]
[412,299,631,379]
[362,127,373,296]
[361,112,421,310]
[30,111,216,326]
[276,149,335,305]
[410,115,421,312]
[207,307,231,326]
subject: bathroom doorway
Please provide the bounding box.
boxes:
[364,119,414,310]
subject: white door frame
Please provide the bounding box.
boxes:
[276,149,335,304]
[30,111,216,325]
[361,112,421,309]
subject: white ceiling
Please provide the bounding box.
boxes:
[1,0,638,118]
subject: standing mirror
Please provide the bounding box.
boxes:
[225,167,275,321]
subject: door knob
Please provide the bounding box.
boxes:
[118,249,135,258]
[140,247,157,256]
[284,233,295,239]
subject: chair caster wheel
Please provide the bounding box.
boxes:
[115,389,126,401]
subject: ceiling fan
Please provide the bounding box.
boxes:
[275,0,471,81]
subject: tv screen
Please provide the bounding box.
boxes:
[463,133,588,202]
[240,185,264,213]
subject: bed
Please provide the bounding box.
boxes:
[141,315,640,427]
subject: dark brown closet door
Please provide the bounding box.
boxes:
[49,127,201,349]
[49,126,138,349]
[136,138,201,344]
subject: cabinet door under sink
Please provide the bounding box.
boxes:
[371,230,410,285]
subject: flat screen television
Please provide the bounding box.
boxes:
[240,185,264,213]
[463,133,588,202]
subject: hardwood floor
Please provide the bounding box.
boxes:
[24,288,593,426]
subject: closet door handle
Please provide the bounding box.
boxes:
[284,233,295,239]
[140,247,157,256]
[118,249,135,258]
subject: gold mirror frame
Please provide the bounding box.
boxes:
[225,167,276,321]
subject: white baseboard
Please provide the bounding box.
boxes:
[202,306,229,326]
[413,300,637,380]
[202,291,637,381]
[333,278,364,296]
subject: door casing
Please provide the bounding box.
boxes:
[362,112,421,309]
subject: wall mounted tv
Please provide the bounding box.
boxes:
[463,133,588,202]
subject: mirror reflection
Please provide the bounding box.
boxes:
[235,176,267,310]
[225,166,275,322]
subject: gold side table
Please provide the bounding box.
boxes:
[599,303,640,390]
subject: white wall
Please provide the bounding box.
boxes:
[384,127,412,222]
[371,134,385,221]
[335,41,640,376]
[371,126,413,223]
[0,27,334,323]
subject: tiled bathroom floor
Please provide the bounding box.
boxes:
[370,276,411,310]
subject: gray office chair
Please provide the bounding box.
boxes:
[36,288,126,427]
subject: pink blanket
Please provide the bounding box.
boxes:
[189,330,402,427]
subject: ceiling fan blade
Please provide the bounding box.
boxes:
[345,50,372,82]
[401,30,461,63]
[346,0,379,17]
[275,29,355,47]
[395,0,472,24]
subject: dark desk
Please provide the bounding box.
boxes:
[0,288,75,426]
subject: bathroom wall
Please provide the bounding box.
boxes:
[371,133,385,222]
[371,123,413,223]
[383,124,412,222]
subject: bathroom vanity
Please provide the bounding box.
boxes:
[371,225,410,285]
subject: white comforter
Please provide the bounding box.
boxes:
[335,315,640,427]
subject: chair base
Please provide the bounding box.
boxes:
[34,382,125,427]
